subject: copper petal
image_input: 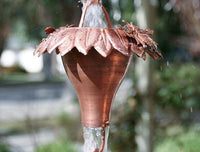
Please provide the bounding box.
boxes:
[35,21,162,60]
[86,28,100,49]
[130,43,144,57]
[94,29,112,57]
[101,29,112,52]
[47,27,68,53]
[34,34,54,56]
[105,29,129,56]
[115,29,129,50]
[59,28,77,56]
[75,28,89,55]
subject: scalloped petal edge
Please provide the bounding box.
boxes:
[34,21,162,60]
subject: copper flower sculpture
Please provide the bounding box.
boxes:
[34,20,161,60]
[34,0,161,151]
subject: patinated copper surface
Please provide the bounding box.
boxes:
[34,0,162,151]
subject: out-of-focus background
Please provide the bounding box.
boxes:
[0,0,200,152]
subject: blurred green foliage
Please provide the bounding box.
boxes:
[120,0,135,21]
[155,63,200,111]
[156,1,184,59]
[0,0,81,42]
[56,112,81,141]
[110,102,138,152]
[0,142,10,152]
[155,125,200,152]
[36,112,81,152]
[24,0,80,40]
[110,62,200,151]
[36,140,76,152]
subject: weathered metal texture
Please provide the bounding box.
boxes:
[62,48,131,127]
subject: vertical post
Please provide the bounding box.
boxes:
[134,0,157,152]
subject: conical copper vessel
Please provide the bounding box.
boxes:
[62,47,131,127]
[34,0,161,129]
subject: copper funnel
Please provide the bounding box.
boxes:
[62,47,131,127]
[34,0,162,128]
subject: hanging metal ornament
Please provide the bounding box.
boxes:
[34,0,162,151]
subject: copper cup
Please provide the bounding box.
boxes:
[62,48,131,127]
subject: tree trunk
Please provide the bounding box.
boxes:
[134,0,157,152]
[0,25,9,58]
[0,39,5,58]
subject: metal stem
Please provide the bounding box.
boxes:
[99,127,105,152]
